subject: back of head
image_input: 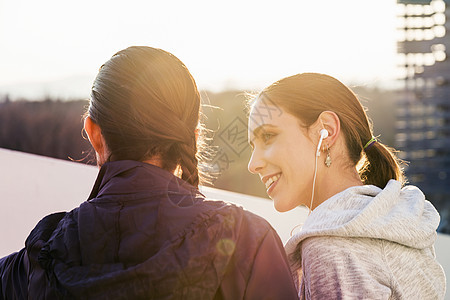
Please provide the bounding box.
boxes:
[258,72,405,188]
[88,46,202,186]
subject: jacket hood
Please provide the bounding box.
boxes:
[286,180,440,256]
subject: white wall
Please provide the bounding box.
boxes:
[0,148,307,255]
[1,148,448,298]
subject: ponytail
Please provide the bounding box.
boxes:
[178,143,200,187]
[358,140,405,188]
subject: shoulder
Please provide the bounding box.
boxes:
[0,212,67,299]
[299,236,388,282]
[200,199,274,235]
[188,199,277,259]
[25,212,67,249]
[0,248,29,299]
[204,199,281,259]
[301,236,384,263]
[382,240,446,299]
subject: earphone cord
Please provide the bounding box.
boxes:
[309,149,319,216]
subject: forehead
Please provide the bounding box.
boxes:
[248,97,285,130]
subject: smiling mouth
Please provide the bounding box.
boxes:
[265,174,281,190]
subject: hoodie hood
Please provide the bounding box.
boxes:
[286,180,440,256]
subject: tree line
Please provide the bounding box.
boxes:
[0,98,93,164]
[0,88,397,199]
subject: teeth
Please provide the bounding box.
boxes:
[265,174,281,189]
[265,178,274,189]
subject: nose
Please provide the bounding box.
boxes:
[248,149,265,174]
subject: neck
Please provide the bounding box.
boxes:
[311,166,363,211]
[143,157,163,169]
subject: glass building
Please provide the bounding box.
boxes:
[397,0,450,232]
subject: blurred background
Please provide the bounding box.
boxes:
[0,0,449,233]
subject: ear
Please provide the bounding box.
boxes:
[314,111,340,148]
[84,116,107,158]
[194,128,199,142]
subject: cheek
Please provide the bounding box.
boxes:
[265,140,314,172]
[265,145,280,159]
[283,148,315,192]
[284,144,313,170]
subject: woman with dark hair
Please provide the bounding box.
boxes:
[0,46,298,299]
[247,73,446,299]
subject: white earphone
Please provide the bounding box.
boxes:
[309,128,329,215]
[316,129,329,157]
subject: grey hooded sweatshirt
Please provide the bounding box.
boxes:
[285,180,446,299]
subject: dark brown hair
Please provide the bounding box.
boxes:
[87,46,204,187]
[253,73,405,188]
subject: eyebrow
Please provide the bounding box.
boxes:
[248,124,278,146]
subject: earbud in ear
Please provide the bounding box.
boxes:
[316,129,329,157]
[320,129,329,139]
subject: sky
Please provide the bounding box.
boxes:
[0,0,400,99]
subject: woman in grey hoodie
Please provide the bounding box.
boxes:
[247,73,446,299]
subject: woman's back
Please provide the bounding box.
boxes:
[0,47,298,299]
[1,159,298,299]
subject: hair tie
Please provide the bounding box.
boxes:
[363,136,377,150]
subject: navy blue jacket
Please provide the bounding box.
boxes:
[0,160,297,299]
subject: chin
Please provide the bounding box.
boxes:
[273,199,293,213]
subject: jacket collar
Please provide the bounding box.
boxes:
[87,160,200,201]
